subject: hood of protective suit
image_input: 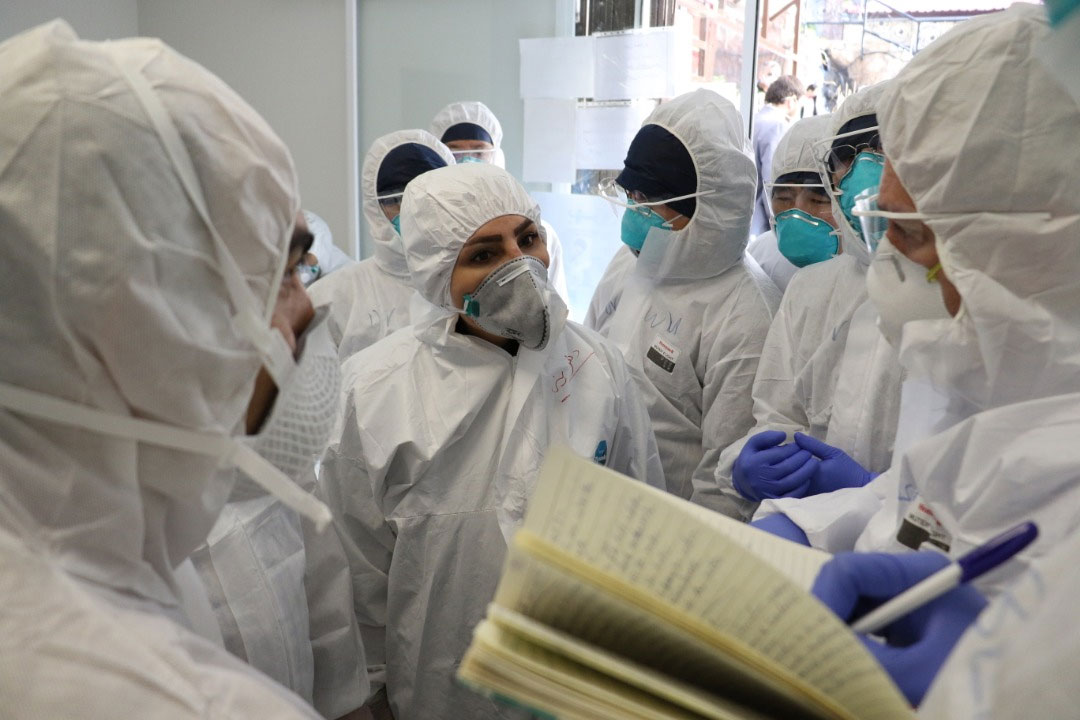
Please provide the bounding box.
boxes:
[430,101,506,168]
[771,114,833,180]
[880,3,1080,413]
[828,82,891,264]
[638,89,756,280]
[362,130,455,278]
[0,22,298,605]
[400,163,544,311]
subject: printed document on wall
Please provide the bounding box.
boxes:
[523,98,577,184]
[519,37,596,99]
[574,102,657,170]
[593,28,680,101]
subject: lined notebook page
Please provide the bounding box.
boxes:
[485,605,777,720]
[463,619,705,720]
[515,447,913,720]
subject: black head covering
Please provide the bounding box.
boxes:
[440,122,494,145]
[615,124,698,218]
[376,143,448,197]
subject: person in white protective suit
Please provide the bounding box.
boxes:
[297,209,355,287]
[754,3,1080,598]
[319,163,665,719]
[583,243,636,335]
[190,210,369,719]
[309,130,454,360]
[694,85,908,520]
[744,114,833,293]
[592,89,781,501]
[430,100,569,301]
[0,21,344,719]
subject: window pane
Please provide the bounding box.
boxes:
[652,0,747,112]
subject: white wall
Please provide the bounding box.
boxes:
[137,0,359,257]
[357,0,557,255]
[0,0,138,41]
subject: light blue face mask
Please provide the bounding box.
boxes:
[838,151,885,238]
[620,201,671,253]
[458,155,484,164]
[390,215,401,235]
[775,208,838,267]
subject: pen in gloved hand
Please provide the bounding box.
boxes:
[850,521,1038,635]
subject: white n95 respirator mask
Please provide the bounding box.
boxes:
[454,255,566,351]
[229,307,341,501]
[866,235,951,348]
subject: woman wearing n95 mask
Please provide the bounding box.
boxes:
[319,163,664,720]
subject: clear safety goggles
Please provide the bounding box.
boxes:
[851,191,1054,254]
[597,176,716,218]
[812,124,882,188]
[450,148,498,163]
[764,180,829,220]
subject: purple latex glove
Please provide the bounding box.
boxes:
[812,551,988,706]
[793,432,874,495]
[732,430,817,501]
[752,514,810,546]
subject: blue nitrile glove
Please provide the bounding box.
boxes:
[732,430,818,501]
[793,432,875,495]
[811,551,988,706]
[751,514,810,546]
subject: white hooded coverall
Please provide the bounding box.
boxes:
[698,89,905,519]
[309,130,455,361]
[0,22,327,719]
[319,163,665,720]
[758,5,1080,600]
[596,89,782,501]
[430,100,569,301]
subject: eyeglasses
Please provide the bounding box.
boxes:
[812,125,883,179]
[597,176,716,217]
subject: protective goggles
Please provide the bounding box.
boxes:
[764,180,830,220]
[450,148,498,163]
[851,191,1053,253]
[812,125,882,187]
[597,176,716,217]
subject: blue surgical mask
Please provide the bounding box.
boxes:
[458,155,484,164]
[390,215,401,235]
[837,151,885,237]
[620,201,671,253]
[775,208,838,267]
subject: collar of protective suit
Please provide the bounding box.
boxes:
[0,22,297,607]
[827,82,891,266]
[881,3,1080,414]
[635,89,757,281]
[362,129,455,279]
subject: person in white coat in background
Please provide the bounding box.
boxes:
[296,209,355,287]
[309,130,454,360]
[756,4,1080,598]
[430,100,569,301]
[745,113,833,292]
[592,89,781,501]
[695,84,908,520]
[0,21,337,719]
[191,212,369,719]
[319,163,664,720]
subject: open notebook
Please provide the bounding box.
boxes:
[458,447,913,720]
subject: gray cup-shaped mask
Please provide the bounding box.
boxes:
[460,255,556,350]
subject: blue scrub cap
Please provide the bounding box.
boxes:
[376,142,449,196]
[440,122,494,145]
